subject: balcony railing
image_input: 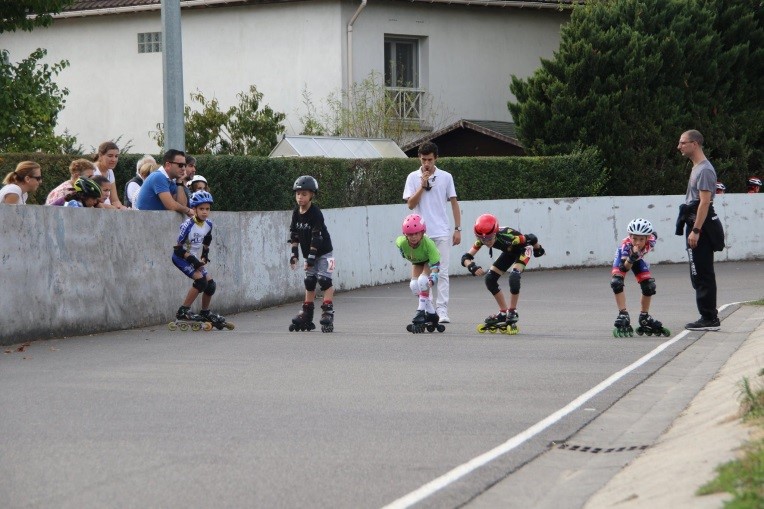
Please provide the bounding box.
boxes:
[385,87,425,122]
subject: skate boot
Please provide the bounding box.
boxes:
[636,312,670,337]
[319,303,334,333]
[505,310,520,335]
[200,309,235,330]
[477,311,509,334]
[425,312,446,333]
[169,306,211,331]
[407,310,427,334]
[290,302,315,332]
[613,310,634,338]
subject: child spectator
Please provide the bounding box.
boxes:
[1,161,42,204]
[187,175,209,193]
[46,159,95,205]
[63,177,102,207]
[92,175,114,209]
[747,176,761,194]
[460,213,545,334]
[172,190,232,330]
[396,213,442,333]
[715,181,726,195]
[288,175,335,332]
[610,218,669,337]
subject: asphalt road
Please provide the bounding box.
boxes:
[1,261,762,509]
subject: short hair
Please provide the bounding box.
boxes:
[136,154,156,172]
[418,141,439,157]
[69,158,95,176]
[138,162,159,179]
[684,130,704,146]
[185,155,197,166]
[162,149,186,164]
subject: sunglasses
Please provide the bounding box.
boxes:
[169,161,187,168]
[29,175,43,182]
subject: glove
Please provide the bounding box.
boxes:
[428,272,439,286]
[306,253,316,267]
[467,263,481,276]
[202,247,210,264]
[533,246,545,257]
[628,250,641,263]
[511,234,526,246]
[290,246,299,266]
[187,255,204,270]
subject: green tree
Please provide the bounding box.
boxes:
[0,0,75,33]
[152,85,286,155]
[509,0,763,195]
[0,48,72,153]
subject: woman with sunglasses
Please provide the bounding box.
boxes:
[460,213,545,335]
[1,161,43,204]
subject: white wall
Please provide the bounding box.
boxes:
[0,1,564,153]
[1,194,761,345]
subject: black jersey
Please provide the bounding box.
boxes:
[290,203,333,257]
[473,226,531,255]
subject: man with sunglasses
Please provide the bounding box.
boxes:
[135,149,194,217]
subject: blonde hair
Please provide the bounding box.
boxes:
[69,158,95,177]
[3,161,41,185]
[138,162,160,179]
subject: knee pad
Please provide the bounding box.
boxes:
[192,278,208,292]
[640,278,657,296]
[610,275,624,294]
[484,270,501,295]
[417,274,429,293]
[204,279,216,296]
[509,269,522,295]
[409,279,419,296]
[304,275,317,291]
[318,275,333,291]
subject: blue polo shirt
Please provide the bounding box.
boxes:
[135,168,178,211]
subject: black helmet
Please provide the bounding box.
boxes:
[73,177,102,199]
[293,175,318,194]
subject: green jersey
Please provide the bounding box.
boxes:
[396,235,441,266]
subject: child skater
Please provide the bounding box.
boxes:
[171,190,233,330]
[396,214,444,333]
[289,175,335,332]
[63,177,103,208]
[460,213,545,334]
[610,218,669,337]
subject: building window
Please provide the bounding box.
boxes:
[385,36,424,122]
[138,32,162,53]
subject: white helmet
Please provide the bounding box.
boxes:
[627,218,653,235]
[186,175,208,188]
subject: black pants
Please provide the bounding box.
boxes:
[686,226,717,320]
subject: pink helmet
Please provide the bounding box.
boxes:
[402,214,426,234]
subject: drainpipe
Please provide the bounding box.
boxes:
[347,0,367,96]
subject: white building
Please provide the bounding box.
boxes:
[0,0,570,153]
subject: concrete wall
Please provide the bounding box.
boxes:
[1,194,761,345]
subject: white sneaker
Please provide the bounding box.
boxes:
[438,313,451,323]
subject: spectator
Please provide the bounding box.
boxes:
[92,175,114,209]
[126,161,159,208]
[1,161,43,205]
[134,149,194,217]
[715,181,726,195]
[747,176,761,194]
[46,159,96,206]
[93,141,127,209]
[187,175,209,193]
[63,177,103,208]
[402,141,461,323]
[124,155,157,208]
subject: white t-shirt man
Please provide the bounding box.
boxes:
[403,146,461,322]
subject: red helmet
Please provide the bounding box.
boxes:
[474,214,499,236]
[402,214,426,234]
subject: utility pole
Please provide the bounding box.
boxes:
[161,0,185,151]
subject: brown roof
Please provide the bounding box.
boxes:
[402,119,525,157]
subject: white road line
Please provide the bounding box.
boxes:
[381,302,739,509]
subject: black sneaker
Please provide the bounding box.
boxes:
[685,317,721,331]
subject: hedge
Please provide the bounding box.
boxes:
[0,149,608,210]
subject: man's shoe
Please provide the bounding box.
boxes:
[438,313,451,324]
[685,317,721,331]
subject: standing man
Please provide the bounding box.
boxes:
[403,142,461,323]
[135,149,194,217]
[678,129,720,331]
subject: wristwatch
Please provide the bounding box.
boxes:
[454,226,462,231]
[692,227,701,234]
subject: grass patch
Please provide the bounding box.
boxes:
[697,372,764,507]
[743,299,764,306]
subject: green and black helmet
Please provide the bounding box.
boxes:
[73,177,102,199]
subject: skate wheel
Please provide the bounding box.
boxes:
[168,322,177,331]
[636,329,644,336]
[477,324,487,333]
[662,328,671,337]
[191,322,202,331]
[224,322,235,330]
[289,324,295,332]
[406,324,414,333]
[202,322,213,331]
[308,323,316,331]
[179,322,189,331]
[489,328,497,334]
[321,325,333,333]
[436,324,445,333]
[426,324,435,333]
[505,325,519,335]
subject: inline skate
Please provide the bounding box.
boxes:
[477,310,519,335]
[636,312,670,337]
[406,309,445,334]
[199,309,235,330]
[289,302,315,332]
[613,310,634,337]
[319,303,334,333]
[169,306,213,331]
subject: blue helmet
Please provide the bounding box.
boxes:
[190,190,213,208]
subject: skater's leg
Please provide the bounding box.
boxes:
[182,272,206,307]
[614,291,627,312]
[640,294,651,314]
